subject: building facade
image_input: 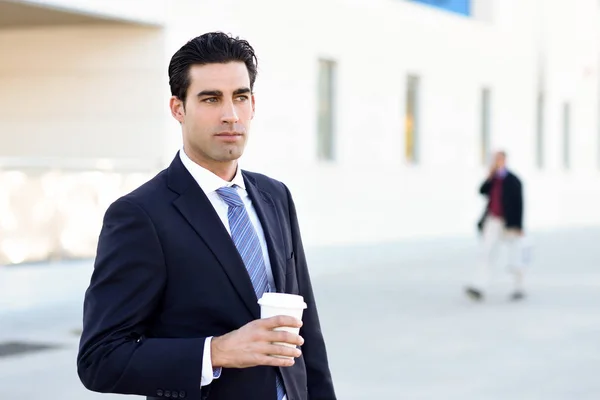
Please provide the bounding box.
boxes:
[1,0,599,264]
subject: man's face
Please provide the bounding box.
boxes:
[170,62,255,168]
[494,152,506,169]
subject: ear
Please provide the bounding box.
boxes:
[169,96,185,123]
[251,93,256,119]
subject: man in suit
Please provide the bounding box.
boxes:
[466,150,526,301]
[77,32,337,400]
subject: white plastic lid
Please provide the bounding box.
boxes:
[258,293,307,309]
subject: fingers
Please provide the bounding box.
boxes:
[255,354,296,367]
[264,343,302,359]
[263,330,304,347]
[258,315,302,330]
[254,342,302,364]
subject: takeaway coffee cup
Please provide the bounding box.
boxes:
[257,293,307,358]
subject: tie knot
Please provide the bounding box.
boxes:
[216,186,244,208]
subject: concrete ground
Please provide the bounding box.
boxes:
[1,227,599,399]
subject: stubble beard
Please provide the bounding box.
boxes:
[210,142,244,163]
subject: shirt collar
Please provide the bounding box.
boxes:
[179,148,246,195]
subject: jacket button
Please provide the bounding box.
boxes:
[156,389,163,396]
[179,391,186,398]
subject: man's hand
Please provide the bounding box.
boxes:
[211,316,304,369]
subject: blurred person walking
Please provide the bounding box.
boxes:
[467,151,526,301]
[77,32,336,400]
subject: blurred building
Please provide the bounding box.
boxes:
[1,0,599,265]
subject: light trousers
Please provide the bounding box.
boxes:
[471,215,525,291]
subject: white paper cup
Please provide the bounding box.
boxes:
[258,293,307,358]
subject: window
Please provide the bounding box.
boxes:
[480,87,491,165]
[405,75,420,164]
[317,59,336,161]
[536,91,545,168]
[562,102,571,169]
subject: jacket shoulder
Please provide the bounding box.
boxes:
[110,168,170,210]
[507,171,522,184]
[242,170,288,196]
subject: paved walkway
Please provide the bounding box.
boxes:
[1,227,600,399]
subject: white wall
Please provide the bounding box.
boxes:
[159,0,523,244]
[0,24,166,264]
[9,0,166,26]
[4,0,597,258]
[157,0,600,247]
[0,25,165,169]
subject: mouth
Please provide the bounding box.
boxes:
[214,132,243,142]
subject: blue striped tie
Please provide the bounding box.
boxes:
[216,185,286,400]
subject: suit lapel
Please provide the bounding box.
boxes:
[243,172,286,293]
[168,155,259,319]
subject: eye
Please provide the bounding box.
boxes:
[236,95,249,102]
[202,97,218,103]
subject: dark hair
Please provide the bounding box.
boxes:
[168,32,258,105]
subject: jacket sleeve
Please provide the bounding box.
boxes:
[77,198,206,398]
[284,185,337,400]
[479,178,493,195]
[514,178,524,230]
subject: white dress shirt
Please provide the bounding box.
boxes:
[179,149,285,398]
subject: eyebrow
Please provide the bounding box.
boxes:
[196,87,251,97]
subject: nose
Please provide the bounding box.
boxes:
[221,100,239,124]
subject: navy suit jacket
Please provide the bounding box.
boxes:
[479,171,524,230]
[77,153,336,400]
